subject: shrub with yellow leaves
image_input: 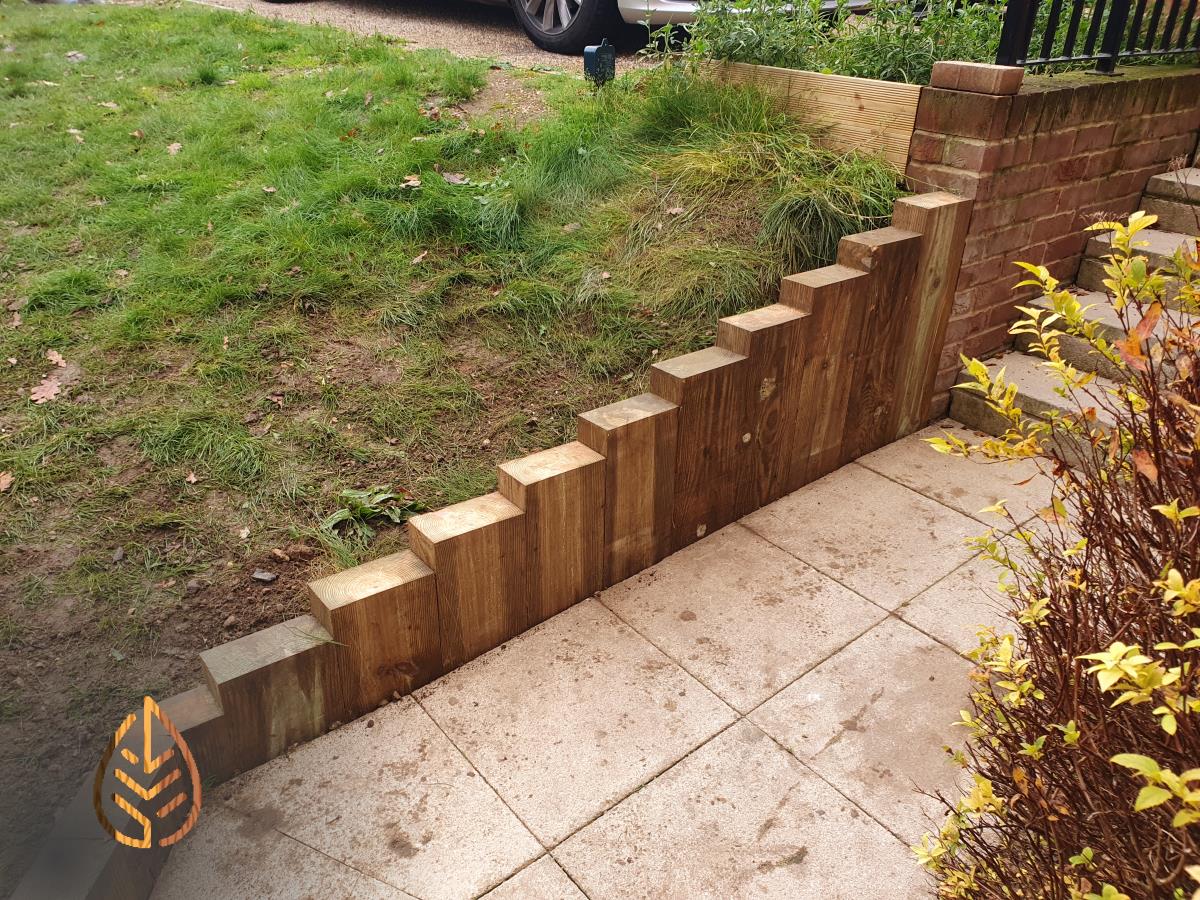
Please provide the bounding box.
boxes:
[918,213,1199,899]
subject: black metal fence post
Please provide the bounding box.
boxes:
[1096,0,1134,72]
[997,0,1039,64]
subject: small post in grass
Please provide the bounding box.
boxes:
[584,38,616,88]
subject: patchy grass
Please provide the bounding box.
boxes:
[0,1,902,890]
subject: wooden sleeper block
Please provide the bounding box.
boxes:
[835,225,923,462]
[717,303,811,515]
[200,615,335,775]
[650,347,749,552]
[778,264,870,484]
[577,394,678,586]
[498,441,605,624]
[889,192,973,437]
[408,493,528,670]
[308,550,441,719]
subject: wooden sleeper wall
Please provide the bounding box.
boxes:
[17,191,970,900]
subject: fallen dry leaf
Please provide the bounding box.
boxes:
[262,186,277,194]
[98,101,119,110]
[167,141,182,155]
[66,50,87,62]
[130,129,144,140]
[46,349,66,367]
[411,250,428,265]
[563,222,581,233]
[402,174,421,189]
[114,268,129,279]
[10,312,21,329]
[185,471,199,484]
[441,172,468,185]
[36,81,60,87]
[6,358,16,366]
[364,91,374,107]
[66,128,84,144]
[238,526,251,540]
[666,206,685,215]
[0,472,12,493]
[30,374,62,404]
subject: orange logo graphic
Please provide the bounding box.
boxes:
[93,695,202,848]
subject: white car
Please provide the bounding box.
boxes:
[508,0,696,53]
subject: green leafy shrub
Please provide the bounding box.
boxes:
[684,0,1003,84]
[919,214,1200,897]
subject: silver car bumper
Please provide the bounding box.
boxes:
[616,0,697,25]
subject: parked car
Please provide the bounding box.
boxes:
[508,0,694,53]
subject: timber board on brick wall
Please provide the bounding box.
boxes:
[906,65,1200,415]
[710,60,921,171]
[16,192,974,900]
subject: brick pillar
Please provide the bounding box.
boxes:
[907,61,1200,416]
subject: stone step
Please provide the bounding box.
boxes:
[949,350,1119,452]
[1013,288,1198,381]
[1143,196,1200,236]
[1144,167,1200,203]
[1077,228,1196,295]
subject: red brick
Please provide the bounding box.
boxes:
[1031,210,1076,243]
[998,136,1035,168]
[1121,139,1174,169]
[958,253,1006,288]
[1015,189,1060,221]
[931,61,1024,96]
[1073,122,1116,153]
[963,323,1015,360]
[907,131,945,164]
[943,136,1002,171]
[906,161,993,200]
[914,88,1013,141]
[1053,157,1088,183]
[993,163,1051,196]
[1031,129,1078,163]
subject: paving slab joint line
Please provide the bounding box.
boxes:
[855,455,1047,535]
[411,694,550,868]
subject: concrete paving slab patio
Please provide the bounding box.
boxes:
[154,420,1046,900]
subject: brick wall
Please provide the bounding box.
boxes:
[906,63,1200,415]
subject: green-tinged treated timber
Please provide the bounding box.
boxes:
[497,442,606,624]
[577,394,679,587]
[408,493,528,669]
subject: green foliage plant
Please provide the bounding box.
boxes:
[918,213,1200,898]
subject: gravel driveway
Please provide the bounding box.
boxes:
[189,0,587,68]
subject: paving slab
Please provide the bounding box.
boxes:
[899,553,1013,654]
[483,856,586,899]
[415,599,737,846]
[154,801,410,900]
[750,617,969,842]
[554,720,925,899]
[857,420,1050,525]
[600,523,885,713]
[212,697,542,900]
[741,463,983,609]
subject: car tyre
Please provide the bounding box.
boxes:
[510,0,626,54]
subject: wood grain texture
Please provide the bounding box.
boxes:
[497,441,605,624]
[717,303,811,515]
[778,264,871,484]
[160,686,230,785]
[710,60,921,170]
[889,192,973,437]
[200,615,334,774]
[308,550,441,719]
[408,492,527,669]
[650,347,749,551]
[577,393,678,586]
[836,226,923,462]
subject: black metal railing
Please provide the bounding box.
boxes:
[996,0,1200,71]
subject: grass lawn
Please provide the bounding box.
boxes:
[0,0,902,887]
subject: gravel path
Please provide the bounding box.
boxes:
[188,0,581,69]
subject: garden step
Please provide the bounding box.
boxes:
[1142,196,1200,235]
[949,350,1118,453]
[1076,228,1195,297]
[1144,167,1200,203]
[1014,289,1198,381]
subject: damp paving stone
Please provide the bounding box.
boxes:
[415,599,736,846]
[554,720,924,899]
[600,523,884,713]
[741,462,982,609]
[211,697,541,900]
[750,617,970,842]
